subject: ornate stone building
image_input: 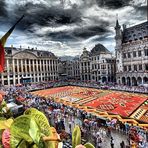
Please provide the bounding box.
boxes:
[71,57,80,80]
[80,44,116,83]
[80,48,91,81]
[0,47,59,86]
[58,58,80,80]
[115,20,148,86]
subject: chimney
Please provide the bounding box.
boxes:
[20,45,22,49]
[11,45,13,48]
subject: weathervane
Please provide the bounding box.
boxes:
[116,13,118,20]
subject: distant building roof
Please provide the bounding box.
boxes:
[4,47,57,58]
[91,43,111,55]
[122,21,148,43]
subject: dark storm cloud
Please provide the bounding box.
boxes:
[0,0,146,56]
[12,2,81,31]
[134,5,147,15]
[45,24,109,42]
[73,25,109,39]
[0,0,7,17]
[96,0,132,9]
[48,31,78,42]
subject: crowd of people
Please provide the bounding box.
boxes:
[0,81,148,148]
[2,80,147,94]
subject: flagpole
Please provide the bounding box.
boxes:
[0,15,24,73]
[0,15,24,47]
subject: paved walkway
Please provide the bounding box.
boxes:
[63,116,129,148]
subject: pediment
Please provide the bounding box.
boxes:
[13,51,37,59]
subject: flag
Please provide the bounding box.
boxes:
[0,44,5,72]
[0,15,24,73]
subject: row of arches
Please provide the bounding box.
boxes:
[122,77,148,86]
[102,76,115,83]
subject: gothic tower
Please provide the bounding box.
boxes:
[114,19,123,83]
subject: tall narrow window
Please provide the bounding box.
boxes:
[144,49,148,56]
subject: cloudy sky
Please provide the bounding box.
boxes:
[0,0,147,56]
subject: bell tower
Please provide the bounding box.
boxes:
[114,17,123,84]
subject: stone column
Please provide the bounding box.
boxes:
[40,60,43,81]
[52,60,54,80]
[51,60,53,80]
[17,59,20,84]
[46,60,48,81]
[37,59,39,82]
[21,59,23,74]
[24,59,27,74]
[6,59,10,86]
[49,60,51,80]
[32,59,35,82]
[43,60,46,72]
[29,59,31,73]
[12,59,16,85]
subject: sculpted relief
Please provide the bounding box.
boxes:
[13,51,37,59]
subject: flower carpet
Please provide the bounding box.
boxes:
[32,86,148,123]
[130,100,148,123]
[84,92,147,117]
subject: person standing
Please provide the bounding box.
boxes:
[69,121,72,133]
[96,135,102,148]
[110,137,114,148]
[120,141,125,148]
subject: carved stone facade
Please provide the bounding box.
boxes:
[80,48,91,81]
[80,44,116,83]
[58,58,80,81]
[0,47,59,86]
[115,20,148,86]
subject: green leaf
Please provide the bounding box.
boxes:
[24,108,55,148]
[10,115,33,147]
[15,139,28,148]
[24,108,52,137]
[29,118,41,146]
[0,118,13,129]
[72,126,81,148]
[10,135,22,148]
[84,143,95,148]
[24,108,49,125]
[0,117,6,120]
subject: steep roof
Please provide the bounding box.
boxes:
[122,21,148,43]
[91,43,111,56]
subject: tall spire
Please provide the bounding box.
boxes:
[115,14,121,29]
[147,0,148,21]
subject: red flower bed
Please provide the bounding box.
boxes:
[33,86,147,118]
[84,92,147,117]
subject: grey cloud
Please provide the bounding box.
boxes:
[48,31,78,42]
[44,24,109,42]
[134,5,147,15]
[0,0,7,17]
[10,2,82,31]
[73,25,109,39]
[96,0,132,9]
[0,0,146,57]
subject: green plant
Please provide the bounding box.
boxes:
[0,108,61,148]
[72,125,95,148]
[0,108,95,148]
